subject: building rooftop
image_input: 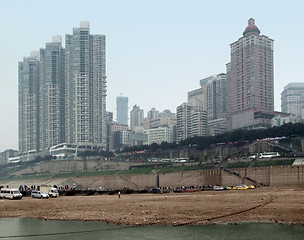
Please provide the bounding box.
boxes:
[284,82,304,90]
[243,18,260,36]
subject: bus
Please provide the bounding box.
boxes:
[259,152,280,159]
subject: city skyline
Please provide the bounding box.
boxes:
[1,0,304,151]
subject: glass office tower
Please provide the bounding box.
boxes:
[116,95,128,125]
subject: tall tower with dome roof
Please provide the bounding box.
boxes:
[226,18,274,130]
[243,18,261,36]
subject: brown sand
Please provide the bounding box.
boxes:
[0,186,303,226]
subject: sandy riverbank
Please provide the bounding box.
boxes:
[0,186,303,226]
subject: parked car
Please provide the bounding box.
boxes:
[213,185,224,191]
[39,186,59,198]
[151,188,163,194]
[236,185,248,190]
[31,190,49,198]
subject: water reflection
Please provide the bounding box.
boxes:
[0,218,303,240]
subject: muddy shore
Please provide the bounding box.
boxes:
[0,187,303,226]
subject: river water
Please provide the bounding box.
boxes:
[0,218,303,240]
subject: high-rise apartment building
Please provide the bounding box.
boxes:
[188,87,206,111]
[39,36,65,150]
[105,111,113,124]
[227,18,274,130]
[18,51,40,154]
[142,109,176,130]
[147,107,159,119]
[146,127,172,145]
[108,122,129,151]
[176,100,207,142]
[116,95,128,125]
[114,130,148,151]
[130,105,144,132]
[0,149,19,165]
[142,108,177,144]
[200,73,227,121]
[149,116,177,129]
[19,22,107,154]
[159,109,176,117]
[188,74,227,136]
[65,21,107,148]
[281,83,304,118]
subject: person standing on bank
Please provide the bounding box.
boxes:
[118,191,121,198]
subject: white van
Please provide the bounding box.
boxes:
[0,188,23,200]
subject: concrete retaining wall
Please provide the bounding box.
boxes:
[12,160,135,176]
[229,165,304,186]
[68,165,304,190]
[158,170,222,187]
[5,165,304,190]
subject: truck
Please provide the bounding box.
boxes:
[38,186,59,198]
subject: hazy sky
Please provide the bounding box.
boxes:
[0,0,303,152]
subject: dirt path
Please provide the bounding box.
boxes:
[0,187,303,226]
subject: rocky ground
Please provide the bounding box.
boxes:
[0,186,303,226]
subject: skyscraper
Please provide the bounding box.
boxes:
[147,107,159,119]
[65,21,107,148]
[176,100,207,142]
[199,73,227,121]
[227,18,274,130]
[39,36,65,150]
[188,74,227,136]
[18,51,40,154]
[116,95,128,125]
[130,105,144,132]
[281,83,304,118]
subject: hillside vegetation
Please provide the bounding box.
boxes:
[122,122,304,153]
[1,123,303,180]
